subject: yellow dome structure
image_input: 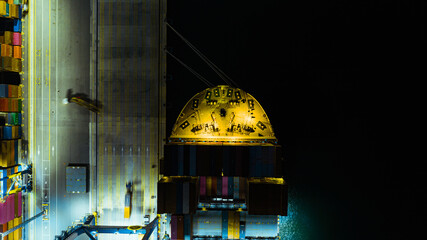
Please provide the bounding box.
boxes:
[170,85,277,143]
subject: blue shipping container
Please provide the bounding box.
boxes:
[13,19,21,32]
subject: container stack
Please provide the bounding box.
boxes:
[0,192,23,240]
[0,0,23,239]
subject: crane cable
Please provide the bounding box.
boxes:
[165,49,214,87]
[166,22,239,88]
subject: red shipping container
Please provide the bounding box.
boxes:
[0,98,8,111]
[222,176,228,198]
[0,200,7,224]
[12,33,21,46]
[171,215,178,240]
[7,194,14,223]
[17,192,22,217]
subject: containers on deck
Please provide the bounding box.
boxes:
[199,176,246,202]
[158,177,198,215]
[0,2,23,239]
[162,144,283,177]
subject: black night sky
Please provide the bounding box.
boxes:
[166,1,424,239]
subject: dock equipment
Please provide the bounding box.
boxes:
[55,213,158,240]
[0,164,32,200]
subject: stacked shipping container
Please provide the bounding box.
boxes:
[163,144,283,177]
[191,211,278,239]
[199,176,246,202]
[170,215,192,240]
[0,1,23,239]
[158,177,198,215]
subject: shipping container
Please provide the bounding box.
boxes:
[12,216,22,240]
[0,196,7,224]
[199,176,206,198]
[247,180,288,216]
[11,32,20,46]
[182,182,189,214]
[11,57,20,72]
[244,214,278,238]
[16,191,21,217]
[1,44,12,57]
[0,2,6,17]
[0,71,20,85]
[1,126,21,139]
[0,98,21,112]
[192,211,221,237]
[189,145,196,176]
[222,176,228,198]
[0,222,7,240]
[206,176,211,197]
[157,177,198,215]
[171,215,184,240]
[12,19,20,32]
[4,31,12,45]
[0,140,19,169]
[7,220,13,240]
[171,215,178,240]
[164,144,282,177]
[12,46,20,59]
[0,84,7,97]
[183,215,192,240]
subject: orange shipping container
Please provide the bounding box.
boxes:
[12,46,21,59]
[0,98,8,111]
[8,85,18,98]
[1,45,12,58]
[0,222,7,240]
[11,98,17,112]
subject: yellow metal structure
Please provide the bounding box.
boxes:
[70,97,101,114]
[124,207,130,219]
[170,85,277,143]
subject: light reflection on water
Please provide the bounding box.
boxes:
[279,188,314,240]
